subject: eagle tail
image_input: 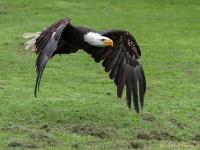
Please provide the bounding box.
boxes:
[23,32,41,50]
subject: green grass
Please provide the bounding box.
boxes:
[0,0,200,149]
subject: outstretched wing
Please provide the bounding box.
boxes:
[84,30,146,113]
[34,17,71,97]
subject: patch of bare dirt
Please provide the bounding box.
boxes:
[8,141,37,148]
[192,134,200,141]
[56,120,116,139]
[128,141,145,149]
[169,118,186,129]
[136,130,181,141]
[69,124,116,138]
[27,126,57,147]
[40,124,51,132]
[71,142,83,149]
[140,113,156,122]
[4,123,57,149]
[8,141,22,147]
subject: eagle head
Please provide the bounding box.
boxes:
[84,32,113,47]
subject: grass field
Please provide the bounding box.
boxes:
[0,0,200,149]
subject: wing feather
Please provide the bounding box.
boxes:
[109,53,124,79]
[117,61,128,98]
[104,45,123,72]
[130,67,139,113]
[85,30,146,113]
[102,48,120,70]
[94,47,113,63]
[136,62,146,109]
[34,18,71,97]
[126,65,132,108]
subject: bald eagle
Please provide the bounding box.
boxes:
[23,17,146,113]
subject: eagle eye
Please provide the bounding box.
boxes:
[101,39,106,41]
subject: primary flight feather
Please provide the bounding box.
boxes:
[23,17,146,113]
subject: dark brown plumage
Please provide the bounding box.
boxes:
[28,17,146,113]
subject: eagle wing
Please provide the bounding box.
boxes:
[84,30,146,113]
[34,17,71,97]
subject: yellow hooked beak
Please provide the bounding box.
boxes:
[103,39,113,47]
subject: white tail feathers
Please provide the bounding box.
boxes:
[23,32,41,50]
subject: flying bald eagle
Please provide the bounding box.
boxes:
[23,17,146,113]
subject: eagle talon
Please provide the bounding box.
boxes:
[32,48,37,53]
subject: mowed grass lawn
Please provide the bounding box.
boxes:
[0,0,200,149]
